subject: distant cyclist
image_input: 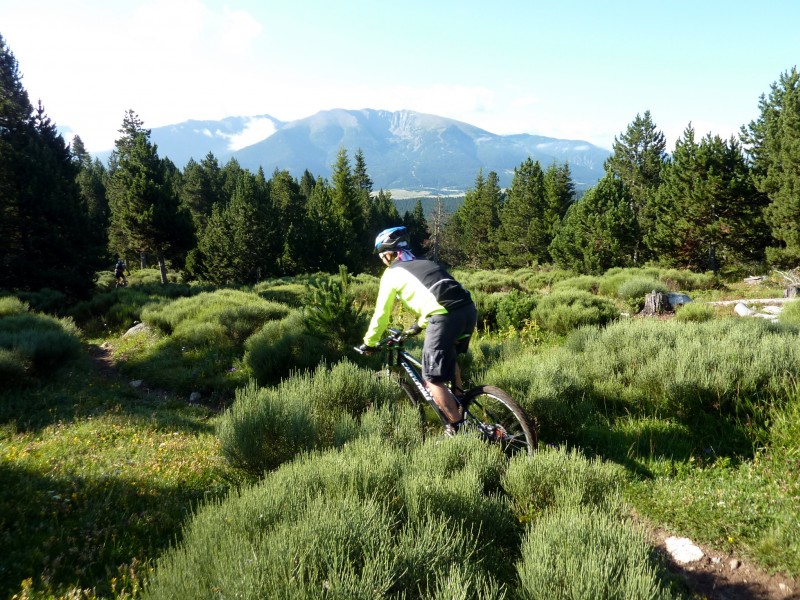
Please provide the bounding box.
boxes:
[114,258,128,287]
[358,226,477,435]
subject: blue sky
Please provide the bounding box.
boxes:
[1,0,797,154]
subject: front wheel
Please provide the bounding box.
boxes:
[461,385,537,456]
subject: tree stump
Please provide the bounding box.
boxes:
[642,291,672,316]
[784,285,800,298]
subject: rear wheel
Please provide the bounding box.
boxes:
[461,385,537,456]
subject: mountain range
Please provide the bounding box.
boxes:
[135,109,612,195]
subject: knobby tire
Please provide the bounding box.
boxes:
[462,385,537,456]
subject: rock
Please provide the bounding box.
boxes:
[729,558,741,570]
[130,380,143,388]
[744,275,765,284]
[734,302,754,316]
[665,536,704,563]
[189,392,202,403]
[668,292,692,307]
[123,322,148,337]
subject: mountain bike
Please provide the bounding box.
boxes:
[355,328,537,456]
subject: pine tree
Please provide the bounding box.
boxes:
[304,177,340,272]
[496,158,546,267]
[299,169,316,200]
[0,35,105,295]
[543,161,575,243]
[181,152,223,233]
[741,67,800,266]
[107,110,192,283]
[605,111,667,263]
[646,125,769,272]
[549,175,638,273]
[271,169,306,274]
[456,169,502,268]
[196,170,277,284]
[427,196,450,263]
[330,148,367,271]
[368,188,401,237]
[72,136,109,230]
[402,200,429,254]
[352,148,375,265]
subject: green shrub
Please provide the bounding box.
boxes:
[218,361,400,473]
[244,312,337,385]
[496,290,539,330]
[353,402,424,450]
[514,268,576,292]
[144,437,512,599]
[551,275,601,294]
[141,289,287,335]
[452,269,521,293]
[770,382,800,452]
[0,312,81,374]
[616,277,669,313]
[779,299,800,327]
[308,360,401,446]
[252,279,308,306]
[217,380,316,475]
[516,505,675,600]
[471,290,504,331]
[502,445,624,521]
[68,288,153,333]
[13,288,68,315]
[0,347,27,384]
[657,268,717,291]
[0,296,29,317]
[674,301,715,323]
[531,290,619,335]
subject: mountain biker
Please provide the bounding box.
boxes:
[114,258,128,287]
[358,226,477,435]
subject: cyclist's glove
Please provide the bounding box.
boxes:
[405,323,423,337]
[356,343,377,355]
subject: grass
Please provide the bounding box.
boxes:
[0,351,234,599]
[2,265,800,597]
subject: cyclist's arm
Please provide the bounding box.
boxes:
[363,272,399,346]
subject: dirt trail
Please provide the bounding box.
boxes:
[640,519,799,599]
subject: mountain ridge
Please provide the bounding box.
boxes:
[135,109,611,193]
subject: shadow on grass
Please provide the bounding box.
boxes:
[574,412,754,480]
[0,461,231,598]
[0,351,218,437]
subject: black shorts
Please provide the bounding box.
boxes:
[422,303,478,383]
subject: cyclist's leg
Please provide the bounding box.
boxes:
[426,380,461,424]
[453,303,477,398]
[423,309,474,428]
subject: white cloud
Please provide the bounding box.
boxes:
[222,117,278,151]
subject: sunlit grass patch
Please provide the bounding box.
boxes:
[625,454,800,576]
[0,404,231,599]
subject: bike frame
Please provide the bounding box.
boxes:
[379,329,452,426]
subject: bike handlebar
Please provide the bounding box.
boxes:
[353,326,421,355]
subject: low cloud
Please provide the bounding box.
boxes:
[221,117,278,151]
